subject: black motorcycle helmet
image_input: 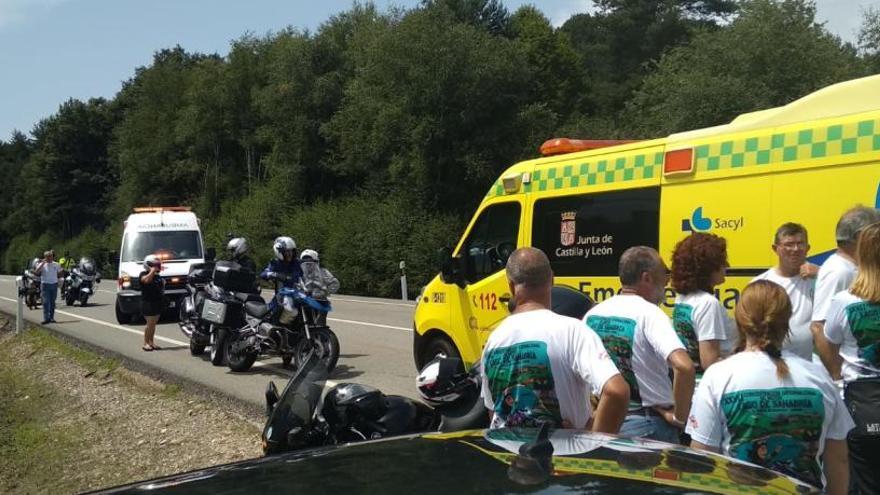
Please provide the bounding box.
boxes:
[322,383,387,428]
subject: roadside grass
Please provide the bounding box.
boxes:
[20,326,119,373]
[0,334,80,494]
[0,325,262,494]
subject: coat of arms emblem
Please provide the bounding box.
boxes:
[560,211,576,247]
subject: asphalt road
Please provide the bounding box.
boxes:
[0,275,419,406]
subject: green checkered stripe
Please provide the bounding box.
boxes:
[486,149,665,198]
[694,118,880,173]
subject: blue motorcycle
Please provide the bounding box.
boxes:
[224,278,340,373]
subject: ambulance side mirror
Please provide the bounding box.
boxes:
[205,248,216,262]
[439,247,465,289]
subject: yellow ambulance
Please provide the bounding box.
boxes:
[412,74,880,369]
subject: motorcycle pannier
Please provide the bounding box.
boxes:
[212,261,255,292]
[201,299,227,324]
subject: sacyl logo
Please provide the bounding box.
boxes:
[682,207,744,232]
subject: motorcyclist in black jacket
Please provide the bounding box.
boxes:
[227,237,259,294]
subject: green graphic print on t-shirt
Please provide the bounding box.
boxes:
[484,341,561,427]
[672,303,702,373]
[846,301,880,367]
[720,387,825,487]
[585,315,641,406]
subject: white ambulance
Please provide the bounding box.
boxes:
[114,207,214,324]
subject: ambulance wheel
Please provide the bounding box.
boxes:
[115,300,133,324]
[419,335,460,370]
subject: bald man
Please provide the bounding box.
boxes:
[480,247,629,433]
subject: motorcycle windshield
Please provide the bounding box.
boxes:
[293,290,332,313]
[263,351,328,445]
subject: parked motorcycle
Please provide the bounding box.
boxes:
[259,285,595,456]
[22,258,42,310]
[177,261,215,358]
[183,261,259,366]
[224,275,339,373]
[261,352,486,455]
[62,257,101,307]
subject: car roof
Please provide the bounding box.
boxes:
[89,429,818,494]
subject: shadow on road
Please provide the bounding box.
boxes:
[330,364,363,380]
[338,353,368,359]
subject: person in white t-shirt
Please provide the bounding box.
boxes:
[688,280,852,493]
[817,222,880,495]
[812,206,880,377]
[670,232,730,374]
[751,223,816,360]
[584,246,696,443]
[34,249,64,324]
[481,247,629,433]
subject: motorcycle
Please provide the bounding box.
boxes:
[261,352,486,455]
[224,275,340,373]
[21,258,42,310]
[177,261,215,358]
[62,257,101,307]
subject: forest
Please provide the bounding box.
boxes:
[1,0,878,297]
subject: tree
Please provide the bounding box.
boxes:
[625,0,860,137]
[859,6,880,72]
[561,0,737,114]
[13,98,116,238]
[110,47,207,217]
[322,5,549,214]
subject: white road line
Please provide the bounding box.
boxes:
[0,296,296,377]
[333,297,415,308]
[327,317,411,332]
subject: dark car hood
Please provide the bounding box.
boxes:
[90,429,818,494]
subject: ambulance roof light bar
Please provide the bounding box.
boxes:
[540,138,641,157]
[132,206,192,213]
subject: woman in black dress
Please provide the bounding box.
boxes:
[140,254,165,351]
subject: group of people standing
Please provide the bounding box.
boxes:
[138,235,339,351]
[480,205,880,494]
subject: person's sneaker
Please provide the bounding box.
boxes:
[41,320,50,324]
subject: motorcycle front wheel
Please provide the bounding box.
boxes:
[294,327,339,373]
[189,338,206,356]
[210,328,226,366]
[79,294,89,307]
[65,293,75,306]
[225,331,257,372]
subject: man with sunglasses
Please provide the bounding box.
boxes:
[583,246,696,443]
[751,223,817,360]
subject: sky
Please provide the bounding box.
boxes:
[0,0,877,141]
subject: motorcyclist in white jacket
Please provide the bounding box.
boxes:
[300,249,339,325]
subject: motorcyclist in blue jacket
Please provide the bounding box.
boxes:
[260,236,303,288]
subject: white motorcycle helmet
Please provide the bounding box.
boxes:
[143,254,162,271]
[227,237,249,260]
[300,249,319,262]
[273,236,297,261]
[416,357,478,406]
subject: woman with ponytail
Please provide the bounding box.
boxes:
[686,280,853,493]
[818,221,880,494]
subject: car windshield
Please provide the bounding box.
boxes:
[121,231,202,262]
